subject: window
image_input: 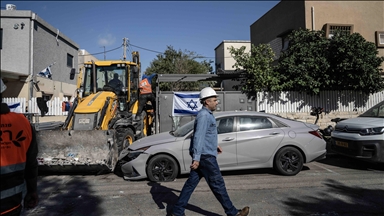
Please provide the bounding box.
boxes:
[239,116,273,132]
[67,53,73,67]
[215,63,222,74]
[281,37,289,51]
[323,23,354,39]
[375,31,384,48]
[277,29,293,52]
[217,117,234,134]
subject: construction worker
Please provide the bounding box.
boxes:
[108,73,124,94]
[0,79,39,215]
[136,73,157,120]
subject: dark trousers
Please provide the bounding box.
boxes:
[172,155,238,216]
[137,93,156,116]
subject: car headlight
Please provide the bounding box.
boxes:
[359,127,384,136]
[127,146,150,160]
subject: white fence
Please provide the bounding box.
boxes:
[2,90,384,116]
[2,97,70,116]
[256,90,384,113]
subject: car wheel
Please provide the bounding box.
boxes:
[146,154,178,182]
[274,147,303,176]
[116,127,135,153]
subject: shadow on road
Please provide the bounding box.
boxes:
[175,165,311,181]
[318,154,384,171]
[282,179,384,216]
[147,182,221,216]
[21,175,103,216]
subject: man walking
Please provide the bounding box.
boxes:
[171,87,250,216]
[0,79,39,215]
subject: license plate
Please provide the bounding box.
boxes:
[336,141,348,148]
[78,118,90,124]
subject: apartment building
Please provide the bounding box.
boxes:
[1,5,79,100]
[250,0,384,68]
[214,40,250,90]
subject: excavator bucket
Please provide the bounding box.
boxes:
[36,129,118,174]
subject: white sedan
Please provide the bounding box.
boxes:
[116,111,326,182]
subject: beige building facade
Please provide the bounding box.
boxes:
[214,41,250,91]
[250,0,384,71]
[214,40,251,73]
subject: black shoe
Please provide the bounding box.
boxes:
[236,206,250,216]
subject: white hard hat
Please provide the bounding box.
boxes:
[0,79,7,93]
[200,87,218,100]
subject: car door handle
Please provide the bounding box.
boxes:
[269,132,280,135]
[222,137,234,141]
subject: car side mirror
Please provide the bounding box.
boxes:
[69,68,76,80]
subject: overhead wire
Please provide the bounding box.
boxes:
[128,43,238,59]
[80,45,123,56]
[79,42,237,60]
[128,43,164,54]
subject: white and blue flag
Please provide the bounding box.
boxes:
[38,63,55,79]
[7,102,22,113]
[172,92,202,116]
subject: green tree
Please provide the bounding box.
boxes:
[327,31,384,94]
[276,28,384,95]
[276,28,330,95]
[228,43,280,99]
[145,46,214,91]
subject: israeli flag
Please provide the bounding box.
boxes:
[172,92,202,116]
[38,63,54,79]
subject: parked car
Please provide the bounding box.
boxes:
[117,111,327,182]
[331,100,384,163]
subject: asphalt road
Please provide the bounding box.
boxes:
[21,154,383,216]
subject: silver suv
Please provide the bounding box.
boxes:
[331,100,384,163]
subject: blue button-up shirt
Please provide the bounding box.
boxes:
[189,106,218,162]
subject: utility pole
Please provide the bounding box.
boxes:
[101,46,106,60]
[122,37,128,60]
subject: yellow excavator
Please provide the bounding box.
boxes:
[36,50,155,174]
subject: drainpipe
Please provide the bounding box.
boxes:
[29,12,36,102]
[311,7,315,30]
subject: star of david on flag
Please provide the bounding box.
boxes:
[38,62,55,79]
[172,92,202,116]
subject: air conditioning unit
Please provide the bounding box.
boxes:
[6,4,16,10]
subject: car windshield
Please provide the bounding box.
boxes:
[172,120,195,137]
[359,101,384,118]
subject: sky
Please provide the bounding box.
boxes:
[1,1,280,72]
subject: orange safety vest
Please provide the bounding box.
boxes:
[1,112,33,215]
[139,78,152,94]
